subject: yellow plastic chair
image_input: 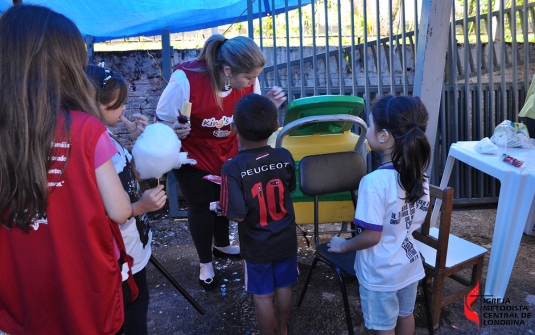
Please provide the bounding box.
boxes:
[276,95,367,226]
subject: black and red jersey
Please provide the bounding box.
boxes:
[220,146,297,263]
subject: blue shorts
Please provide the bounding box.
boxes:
[243,254,299,295]
[359,281,419,331]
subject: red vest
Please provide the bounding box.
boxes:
[176,60,255,175]
[0,111,123,335]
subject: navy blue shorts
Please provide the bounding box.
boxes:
[243,254,299,295]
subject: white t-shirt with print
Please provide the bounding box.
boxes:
[110,131,152,274]
[353,165,429,292]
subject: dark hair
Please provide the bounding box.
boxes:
[195,34,266,109]
[233,94,278,142]
[0,5,100,231]
[370,94,431,203]
[86,65,128,111]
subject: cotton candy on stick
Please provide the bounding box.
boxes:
[132,123,196,180]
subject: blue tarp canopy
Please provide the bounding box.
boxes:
[0,0,311,42]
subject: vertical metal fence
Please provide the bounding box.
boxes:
[250,0,535,205]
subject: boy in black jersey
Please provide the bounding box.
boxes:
[220,93,298,335]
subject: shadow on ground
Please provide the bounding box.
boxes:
[145,204,535,334]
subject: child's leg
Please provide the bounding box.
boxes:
[368,314,415,335]
[393,281,418,335]
[253,292,276,335]
[394,313,415,335]
[273,286,292,335]
[271,255,298,335]
[244,260,276,335]
[361,280,418,335]
[123,268,149,335]
[359,285,397,333]
[245,255,298,335]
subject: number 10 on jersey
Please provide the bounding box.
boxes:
[251,179,287,226]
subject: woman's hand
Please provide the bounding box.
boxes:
[327,236,347,253]
[120,114,149,141]
[266,86,287,108]
[172,121,191,140]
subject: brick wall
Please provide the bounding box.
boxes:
[95,44,532,150]
[95,49,200,150]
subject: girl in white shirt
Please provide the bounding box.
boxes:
[86,65,167,335]
[328,94,431,335]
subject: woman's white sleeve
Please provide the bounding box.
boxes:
[155,70,190,124]
[253,77,261,94]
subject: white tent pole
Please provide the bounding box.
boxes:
[412,0,453,178]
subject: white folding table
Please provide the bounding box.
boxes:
[432,141,535,299]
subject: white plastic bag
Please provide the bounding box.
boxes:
[490,120,533,149]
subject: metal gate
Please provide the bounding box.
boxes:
[249,0,535,204]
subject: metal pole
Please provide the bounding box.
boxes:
[86,35,94,66]
[247,0,254,38]
[161,30,172,86]
[149,256,205,315]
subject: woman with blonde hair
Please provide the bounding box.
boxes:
[156,34,286,290]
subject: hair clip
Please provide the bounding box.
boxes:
[101,69,112,92]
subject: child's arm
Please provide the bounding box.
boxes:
[328,173,385,253]
[210,201,243,222]
[327,229,381,253]
[96,159,132,223]
[219,170,247,223]
[130,184,167,218]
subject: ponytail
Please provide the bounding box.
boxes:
[392,123,430,203]
[371,95,431,203]
[196,34,265,109]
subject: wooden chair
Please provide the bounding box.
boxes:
[296,151,367,335]
[413,185,487,329]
